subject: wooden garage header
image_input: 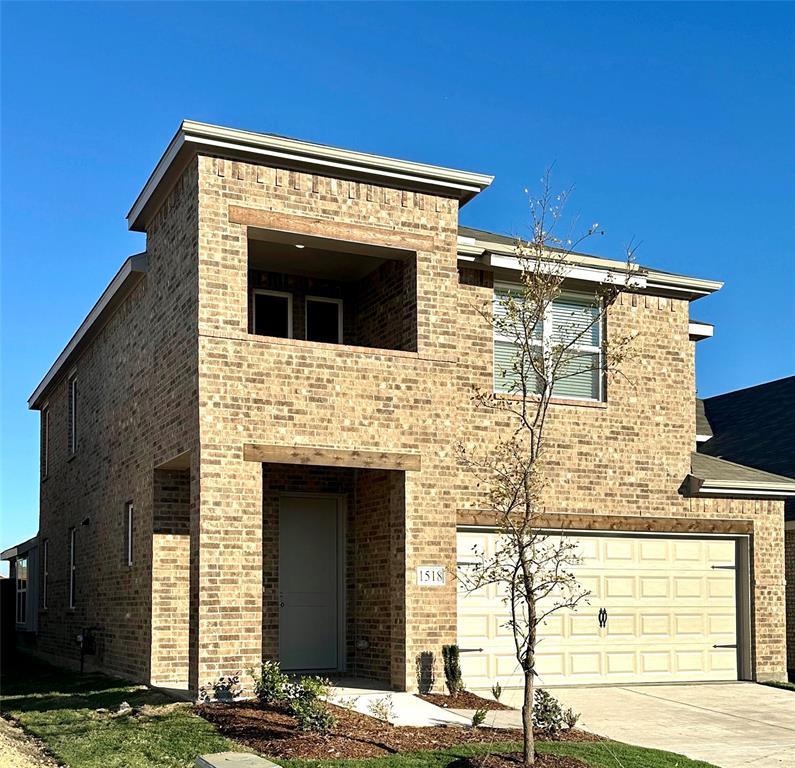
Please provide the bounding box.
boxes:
[243,443,421,472]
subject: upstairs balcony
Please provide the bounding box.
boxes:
[247,229,417,353]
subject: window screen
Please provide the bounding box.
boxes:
[306,298,342,344]
[253,292,291,338]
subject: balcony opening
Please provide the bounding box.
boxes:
[247,228,417,353]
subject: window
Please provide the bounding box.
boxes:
[68,528,76,608]
[41,406,49,478]
[124,502,134,567]
[252,290,292,338]
[494,286,603,401]
[15,557,28,624]
[306,297,343,344]
[42,540,49,609]
[67,374,78,455]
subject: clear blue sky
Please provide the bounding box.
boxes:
[2,2,794,556]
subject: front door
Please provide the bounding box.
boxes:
[279,495,340,671]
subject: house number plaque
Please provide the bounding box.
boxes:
[416,565,446,586]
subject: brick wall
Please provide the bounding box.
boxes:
[786,526,795,674]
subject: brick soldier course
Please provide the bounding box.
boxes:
[26,121,793,692]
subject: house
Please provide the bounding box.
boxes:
[1,535,40,640]
[696,376,795,680]
[26,120,795,694]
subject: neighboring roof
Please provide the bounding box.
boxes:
[1,535,38,561]
[28,253,149,410]
[457,225,723,301]
[695,399,713,440]
[128,121,495,231]
[686,452,795,498]
[699,376,795,480]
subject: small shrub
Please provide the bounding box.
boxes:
[415,651,436,694]
[533,688,565,739]
[288,675,337,733]
[442,644,464,696]
[198,672,242,703]
[367,695,395,722]
[563,706,580,730]
[491,681,502,701]
[472,707,487,727]
[251,660,289,705]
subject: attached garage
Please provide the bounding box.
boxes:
[457,528,748,688]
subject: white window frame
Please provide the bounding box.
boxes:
[15,556,27,624]
[42,539,49,609]
[41,405,49,478]
[125,502,134,567]
[305,296,344,344]
[69,527,76,609]
[493,282,604,402]
[67,373,78,455]
[251,289,293,338]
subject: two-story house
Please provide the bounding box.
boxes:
[27,121,795,694]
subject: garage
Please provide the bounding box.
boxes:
[457,528,743,688]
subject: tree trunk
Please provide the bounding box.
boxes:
[522,669,534,765]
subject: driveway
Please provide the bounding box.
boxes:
[539,684,795,768]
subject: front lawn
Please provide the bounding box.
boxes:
[1,656,719,768]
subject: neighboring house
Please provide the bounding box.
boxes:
[697,376,795,679]
[26,120,795,693]
[1,535,40,638]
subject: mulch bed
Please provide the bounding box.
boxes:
[462,753,589,768]
[196,701,594,760]
[419,691,512,711]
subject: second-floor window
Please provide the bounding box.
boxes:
[306,297,343,344]
[67,374,78,455]
[494,286,604,401]
[124,502,134,567]
[41,406,49,478]
[15,557,27,624]
[42,539,49,609]
[252,290,292,338]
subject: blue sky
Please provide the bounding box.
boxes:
[2,2,794,555]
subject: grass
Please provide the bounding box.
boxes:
[1,655,719,768]
[0,654,241,768]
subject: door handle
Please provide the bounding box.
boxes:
[598,608,608,628]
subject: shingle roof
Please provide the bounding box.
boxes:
[690,452,795,489]
[695,399,713,438]
[699,376,795,480]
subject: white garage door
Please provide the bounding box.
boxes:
[457,529,738,688]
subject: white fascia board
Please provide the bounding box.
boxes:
[28,254,148,409]
[696,434,713,443]
[487,253,647,289]
[128,121,494,230]
[689,321,714,340]
[696,483,795,498]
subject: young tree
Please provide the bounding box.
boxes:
[459,172,641,765]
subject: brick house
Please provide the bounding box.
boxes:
[696,377,795,680]
[27,121,795,694]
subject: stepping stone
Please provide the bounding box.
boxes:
[196,753,281,768]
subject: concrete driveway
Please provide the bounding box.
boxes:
[545,683,795,768]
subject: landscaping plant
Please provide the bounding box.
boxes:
[251,660,289,705]
[442,644,464,696]
[563,706,580,730]
[532,689,565,739]
[491,681,502,702]
[287,675,337,733]
[458,171,639,765]
[471,707,488,727]
[367,695,396,723]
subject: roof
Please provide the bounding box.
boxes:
[685,452,795,498]
[128,121,495,231]
[699,376,795,481]
[457,225,723,301]
[28,253,149,409]
[695,399,713,440]
[1,535,38,561]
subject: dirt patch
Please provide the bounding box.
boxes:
[197,702,593,760]
[463,752,589,768]
[0,716,60,768]
[419,691,512,711]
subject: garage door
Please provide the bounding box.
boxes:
[457,529,738,687]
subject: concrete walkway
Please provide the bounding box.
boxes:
[489,683,795,768]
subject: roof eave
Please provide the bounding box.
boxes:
[128,121,494,232]
[28,253,149,410]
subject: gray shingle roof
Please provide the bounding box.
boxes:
[690,452,795,489]
[695,399,713,438]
